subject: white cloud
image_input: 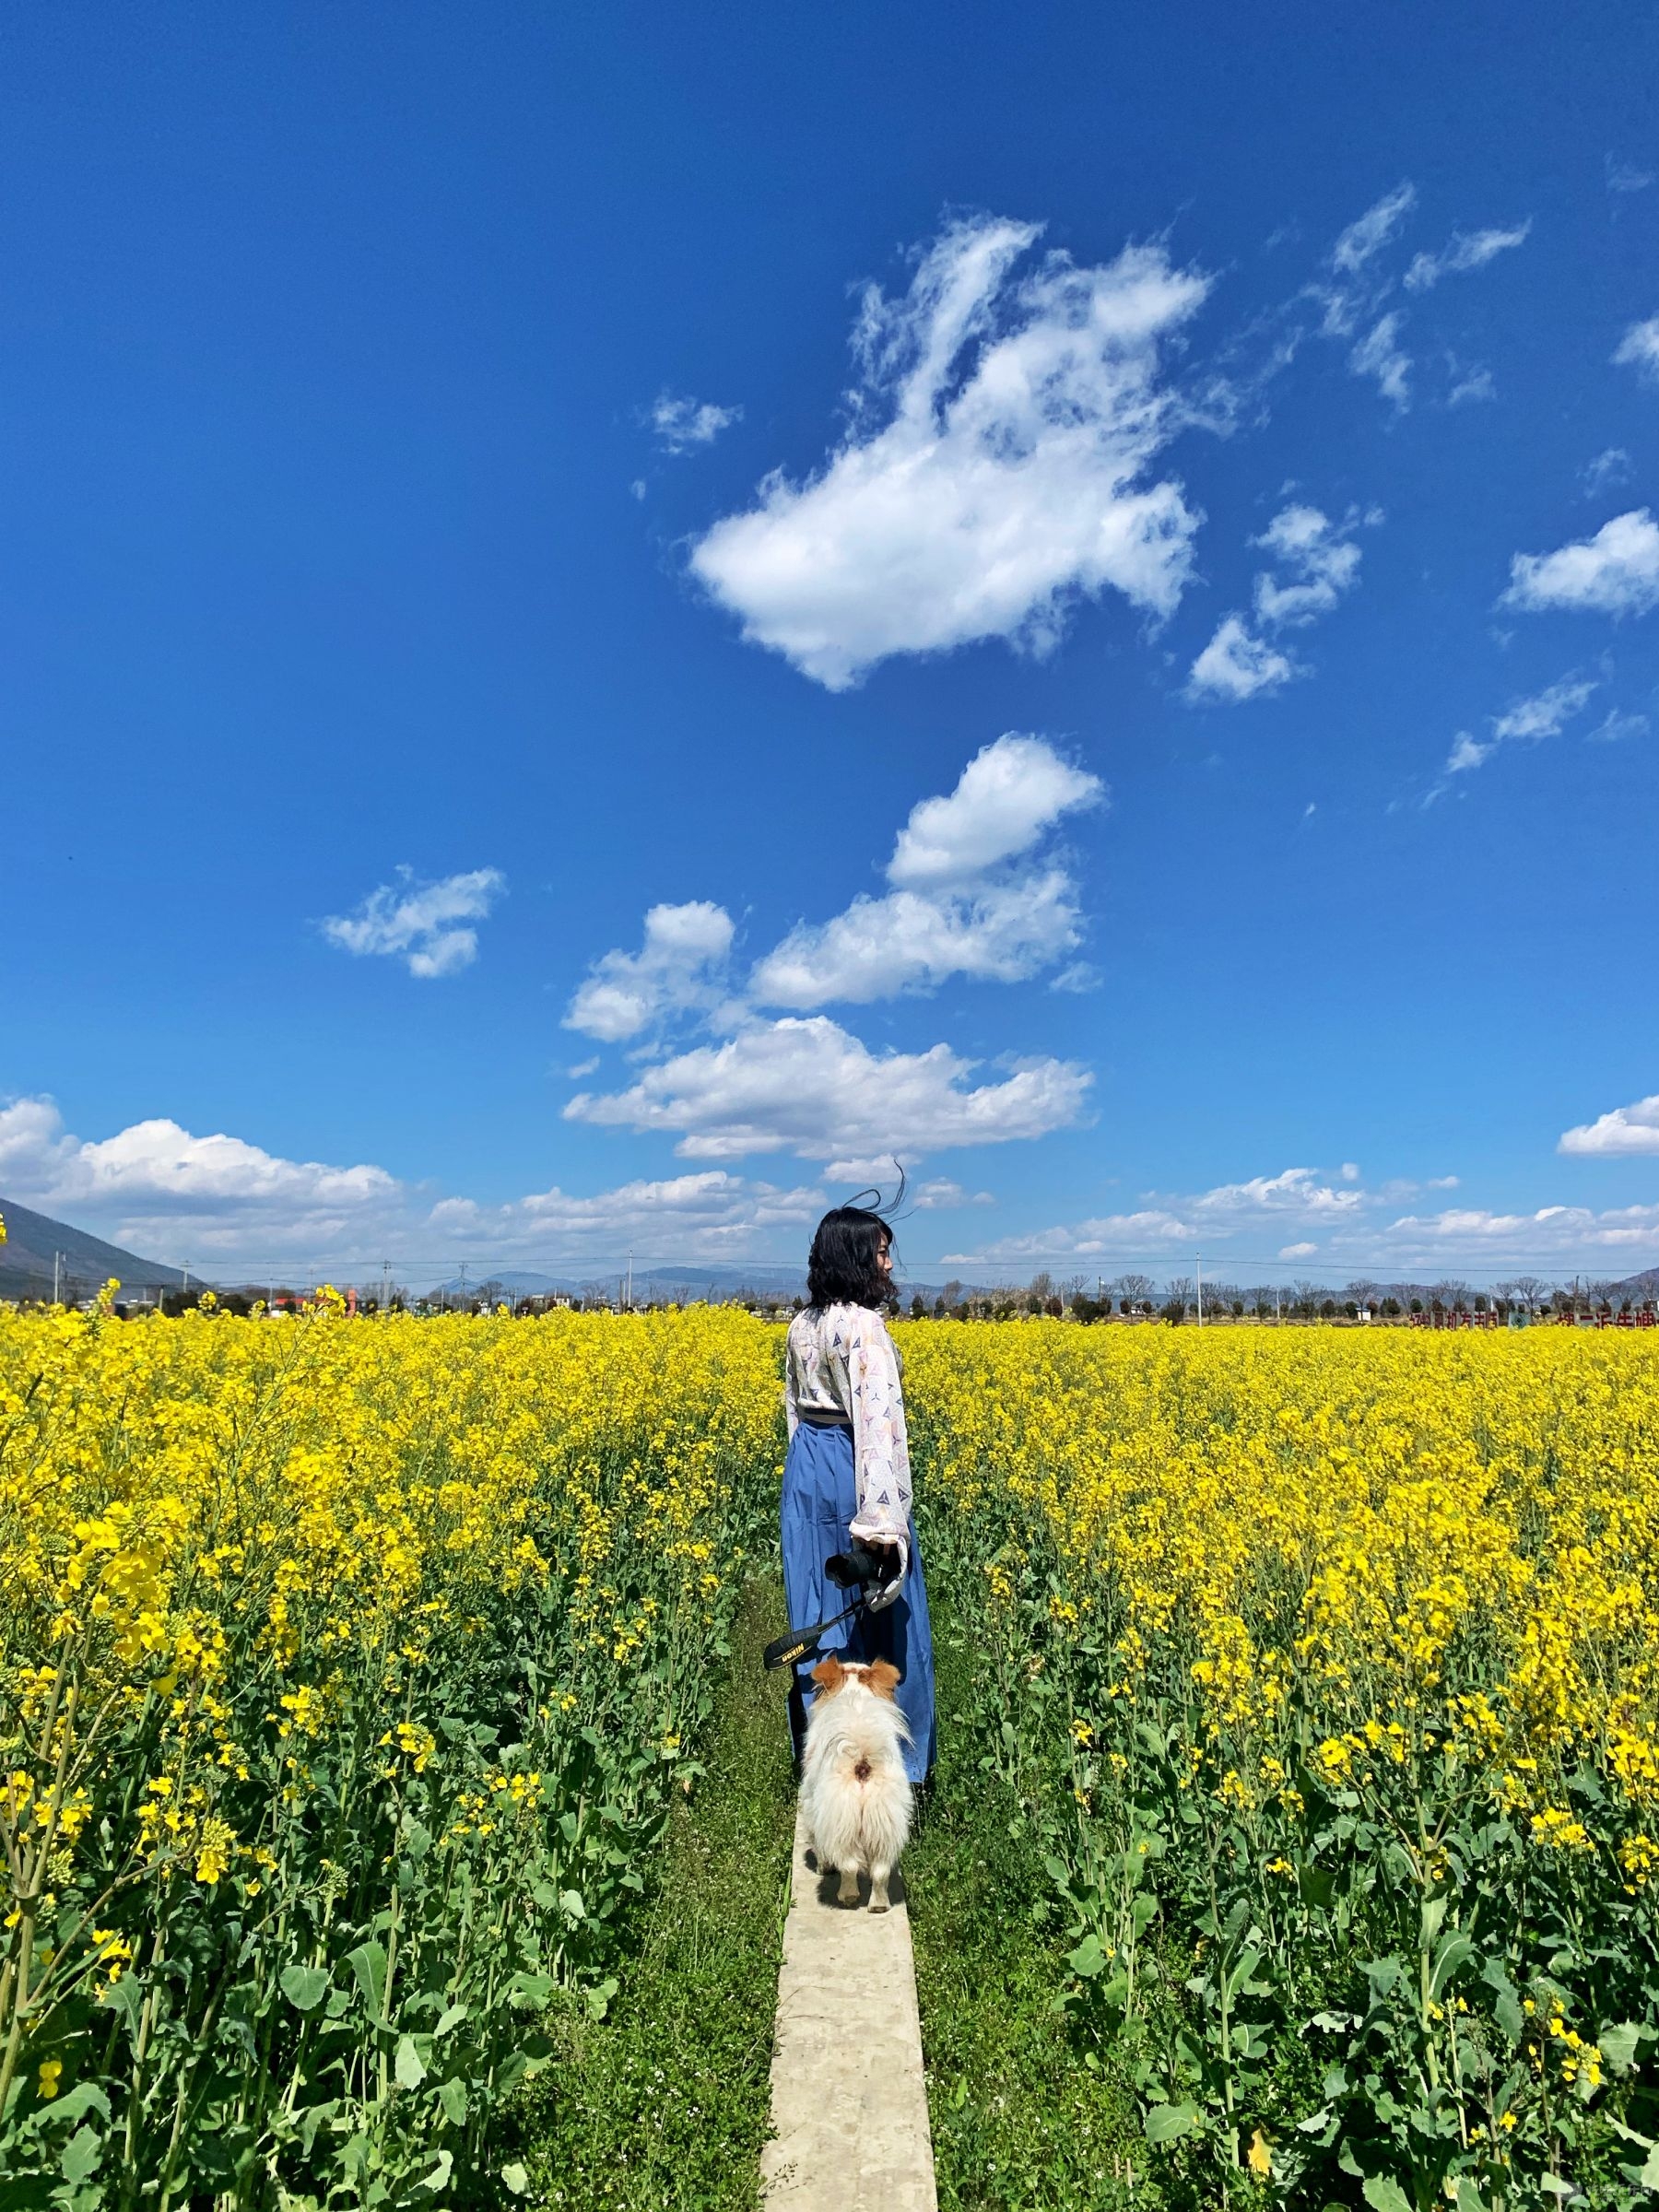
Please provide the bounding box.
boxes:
[651,394,742,452]
[1613,317,1659,382]
[1607,156,1654,194]
[564,900,735,1041]
[1186,615,1297,702]
[1332,182,1418,275]
[1446,361,1496,406]
[1582,448,1631,498]
[564,1015,1091,1162]
[1587,707,1649,744]
[1559,1093,1659,1157]
[1251,504,1367,627]
[0,1096,401,1257]
[321,867,505,979]
[1501,509,1659,618]
[0,1095,840,1272]
[936,1164,1371,1267]
[1404,222,1531,292]
[1489,675,1599,742]
[1441,674,1598,778]
[1445,732,1494,774]
[911,1179,994,1210]
[1280,1241,1318,1260]
[429,1169,822,1258]
[750,735,1103,1007]
[751,871,1088,1007]
[1380,1202,1659,1258]
[1349,312,1411,408]
[1188,504,1371,705]
[888,733,1101,888]
[687,216,1211,688]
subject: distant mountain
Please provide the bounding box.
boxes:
[0,1196,186,1300]
[424,1262,811,1302]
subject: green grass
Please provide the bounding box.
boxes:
[512,1577,797,2210]
[908,1604,1148,2211]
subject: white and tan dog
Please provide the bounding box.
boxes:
[800,1655,912,1912]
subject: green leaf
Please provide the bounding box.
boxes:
[1640,2143,1659,2192]
[394,2035,427,2089]
[434,2002,468,2037]
[1145,2100,1199,2144]
[436,2077,468,2126]
[421,2149,453,2193]
[346,1940,387,2017]
[1067,1934,1108,1979]
[402,1820,432,1865]
[41,2081,112,2129]
[1362,2177,1413,2212]
[279,1964,332,2013]
[60,2128,102,2187]
[1430,1932,1474,2002]
[559,1888,585,1921]
[1297,1864,1337,1909]
[1455,2178,1483,2212]
[500,2163,530,2195]
[1602,2021,1644,2077]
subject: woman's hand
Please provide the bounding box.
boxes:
[862,1539,906,1613]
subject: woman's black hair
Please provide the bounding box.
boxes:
[806,1172,906,1311]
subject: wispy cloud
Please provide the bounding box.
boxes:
[1606,155,1654,195]
[321,866,506,979]
[1349,312,1412,408]
[650,393,742,453]
[1405,221,1531,292]
[688,215,1211,688]
[1613,317,1659,383]
[1331,182,1417,275]
[1442,673,1599,778]
[1581,448,1631,499]
[1188,503,1373,702]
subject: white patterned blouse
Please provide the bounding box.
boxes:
[784,1302,912,1583]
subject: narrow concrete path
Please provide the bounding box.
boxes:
[761,1807,938,2211]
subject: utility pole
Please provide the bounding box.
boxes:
[626,1248,633,1311]
[382,1259,391,1312]
[1275,1285,1281,1325]
[53,1251,61,1305]
[1196,1253,1204,1327]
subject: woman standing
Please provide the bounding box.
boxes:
[781,1200,935,1786]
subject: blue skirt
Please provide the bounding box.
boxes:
[780,1420,935,1786]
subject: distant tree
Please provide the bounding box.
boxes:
[1409,1298,1424,1315]
[1433,1279,1472,1314]
[1164,1277,1194,1312]
[1382,1297,1402,1318]
[910,1292,927,1320]
[1320,1298,1338,1320]
[1114,1274,1156,1313]
[1044,1295,1064,1319]
[1161,1297,1185,1325]
[1292,1280,1322,1320]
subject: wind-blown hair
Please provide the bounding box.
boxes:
[806,1189,901,1312]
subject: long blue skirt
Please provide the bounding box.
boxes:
[780,1420,935,1786]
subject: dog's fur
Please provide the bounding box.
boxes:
[800,1655,912,1911]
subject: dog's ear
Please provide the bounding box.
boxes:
[810,1655,845,1692]
[866,1659,901,1700]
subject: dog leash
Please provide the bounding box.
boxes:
[761,1594,868,1673]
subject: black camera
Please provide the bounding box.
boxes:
[825,1540,892,1591]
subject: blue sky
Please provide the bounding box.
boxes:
[5,0,1659,1287]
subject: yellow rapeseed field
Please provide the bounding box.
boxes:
[4,1300,1655,2208]
[0,1294,780,2207]
[900,1321,1659,2206]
